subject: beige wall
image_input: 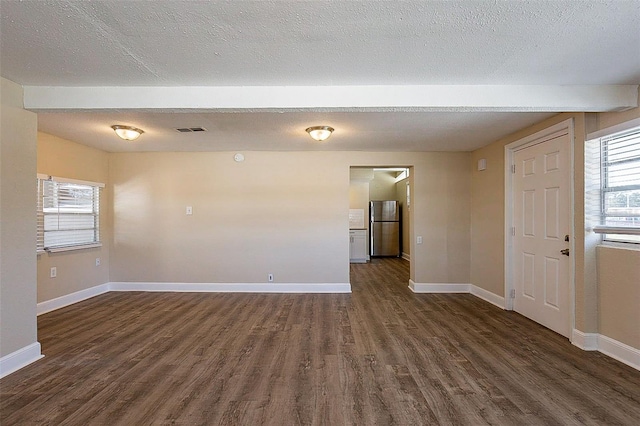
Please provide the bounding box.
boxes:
[369,171,397,200]
[590,89,640,349]
[110,151,471,285]
[471,89,640,348]
[348,168,371,227]
[396,177,410,258]
[36,133,110,303]
[597,246,640,349]
[349,173,371,255]
[470,112,594,331]
[470,113,581,296]
[0,78,38,358]
[596,89,640,130]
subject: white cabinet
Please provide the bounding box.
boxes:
[349,229,367,263]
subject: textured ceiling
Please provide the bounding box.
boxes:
[1,0,639,152]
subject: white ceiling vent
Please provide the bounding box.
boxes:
[175,127,207,133]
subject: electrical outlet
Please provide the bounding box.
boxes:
[268,273,274,282]
[95,258,101,266]
[186,206,193,215]
[50,267,57,278]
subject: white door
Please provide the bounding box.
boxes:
[512,130,571,337]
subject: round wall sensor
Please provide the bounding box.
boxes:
[234,153,245,162]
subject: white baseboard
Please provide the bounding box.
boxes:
[469,285,506,309]
[402,252,410,261]
[571,329,599,351]
[572,329,639,371]
[408,281,505,309]
[409,281,470,293]
[597,334,640,370]
[109,282,352,293]
[0,342,43,379]
[37,283,110,316]
[36,281,352,320]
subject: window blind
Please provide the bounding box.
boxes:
[588,126,640,243]
[37,176,103,252]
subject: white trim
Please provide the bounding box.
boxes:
[571,329,599,351]
[571,329,640,371]
[599,241,640,252]
[598,334,640,370]
[408,281,505,309]
[409,281,470,293]
[37,283,110,315]
[401,252,410,261]
[45,243,103,253]
[470,285,506,309]
[593,226,640,235]
[36,281,351,317]
[109,282,351,293]
[0,343,43,379]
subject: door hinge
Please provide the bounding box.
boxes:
[511,164,516,174]
[510,289,516,299]
[511,227,516,236]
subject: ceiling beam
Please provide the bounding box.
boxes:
[23,85,638,113]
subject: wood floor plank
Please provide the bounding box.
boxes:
[2,258,639,425]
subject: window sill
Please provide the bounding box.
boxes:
[45,243,102,253]
[593,226,640,235]
[599,241,640,252]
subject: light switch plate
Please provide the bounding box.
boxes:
[186,206,193,215]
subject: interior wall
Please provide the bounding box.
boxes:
[36,132,110,303]
[348,168,372,228]
[395,177,410,258]
[110,151,471,286]
[0,77,38,358]
[109,151,350,284]
[471,90,640,344]
[369,171,397,200]
[590,88,640,349]
[597,246,640,349]
[470,112,593,332]
[349,173,370,255]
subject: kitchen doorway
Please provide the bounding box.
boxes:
[349,166,413,267]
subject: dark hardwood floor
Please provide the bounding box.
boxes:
[2,258,639,425]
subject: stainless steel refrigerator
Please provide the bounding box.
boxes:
[370,200,400,257]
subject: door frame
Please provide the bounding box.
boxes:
[504,118,576,335]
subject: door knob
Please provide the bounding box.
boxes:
[560,248,570,256]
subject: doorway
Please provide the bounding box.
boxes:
[349,166,412,264]
[505,120,574,338]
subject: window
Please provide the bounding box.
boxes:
[587,123,640,244]
[37,175,104,252]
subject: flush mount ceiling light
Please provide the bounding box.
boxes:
[305,125,334,142]
[111,125,144,141]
